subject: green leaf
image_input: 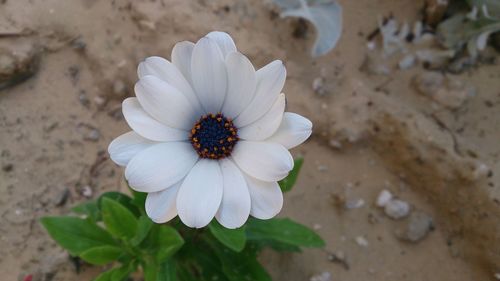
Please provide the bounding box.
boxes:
[130,215,154,246]
[98,192,140,217]
[208,240,271,281]
[143,259,176,281]
[250,239,301,252]
[178,242,229,281]
[101,197,138,239]
[208,220,246,252]
[40,216,116,256]
[142,225,184,263]
[72,200,101,222]
[158,260,177,281]
[246,218,325,248]
[129,187,147,213]
[95,263,135,281]
[279,158,304,192]
[80,245,124,265]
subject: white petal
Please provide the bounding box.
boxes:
[232,141,294,182]
[122,97,189,142]
[235,60,286,127]
[145,180,181,223]
[125,142,198,193]
[191,37,227,113]
[244,174,283,219]
[138,56,202,114]
[206,31,237,58]
[171,41,195,84]
[108,131,156,166]
[177,159,223,228]
[221,52,257,118]
[135,75,196,130]
[266,112,312,149]
[216,159,251,229]
[238,94,285,141]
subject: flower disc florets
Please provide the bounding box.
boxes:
[190,113,238,159]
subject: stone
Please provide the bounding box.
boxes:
[355,236,369,247]
[384,199,410,219]
[396,211,434,243]
[376,189,393,207]
[0,38,40,90]
[310,272,332,281]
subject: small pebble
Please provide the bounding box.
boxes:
[313,223,322,230]
[355,236,369,247]
[54,188,70,207]
[384,199,410,219]
[396,211,434,243]
[345,198,365,209]
[86,129,101,142]
[81,185,93,198]
[312,77,326,96]
[376,189,393,207]
[310,272,332,281]
[494,273,500,280]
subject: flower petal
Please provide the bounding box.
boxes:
[108,131,156,166]
[145,180,181,223]
[234,60,286,127]
[171,41,195,84]
[267,112,312,149]
[244,174,283,219]
[191,37,227,113]
[206,31,237,58]
[221,52,257,119]
[216,159,251,229]
[125,142,198,193]
[238,94,285,141]
[135,75,196,130]
[232,141,294,182]
[177,159,223,228]
[138,56,202,114]
[122,97,189,142]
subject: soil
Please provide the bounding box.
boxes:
[1,0,499,280]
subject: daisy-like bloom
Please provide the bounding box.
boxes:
[108,31,312,229]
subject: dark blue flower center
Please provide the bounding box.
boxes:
[190,113,239,159]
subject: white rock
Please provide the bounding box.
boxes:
[355,236,369,247]
[376,189,393,207]
[346,198,365,209]
[384,199,410,219]
[310,272,332,281]
[494,273,500,280]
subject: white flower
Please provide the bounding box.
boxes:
[108,31,312,229]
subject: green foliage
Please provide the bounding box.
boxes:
[279,157,303,192]
[101,197,138,239]
[41,158,322,281]
[208,220,246,252]
[40,216,117,256]
[246,218,325,248]
[80,245,125,265]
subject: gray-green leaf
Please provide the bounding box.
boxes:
[275,0,343,57]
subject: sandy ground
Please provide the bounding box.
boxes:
[1,0,499,280]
